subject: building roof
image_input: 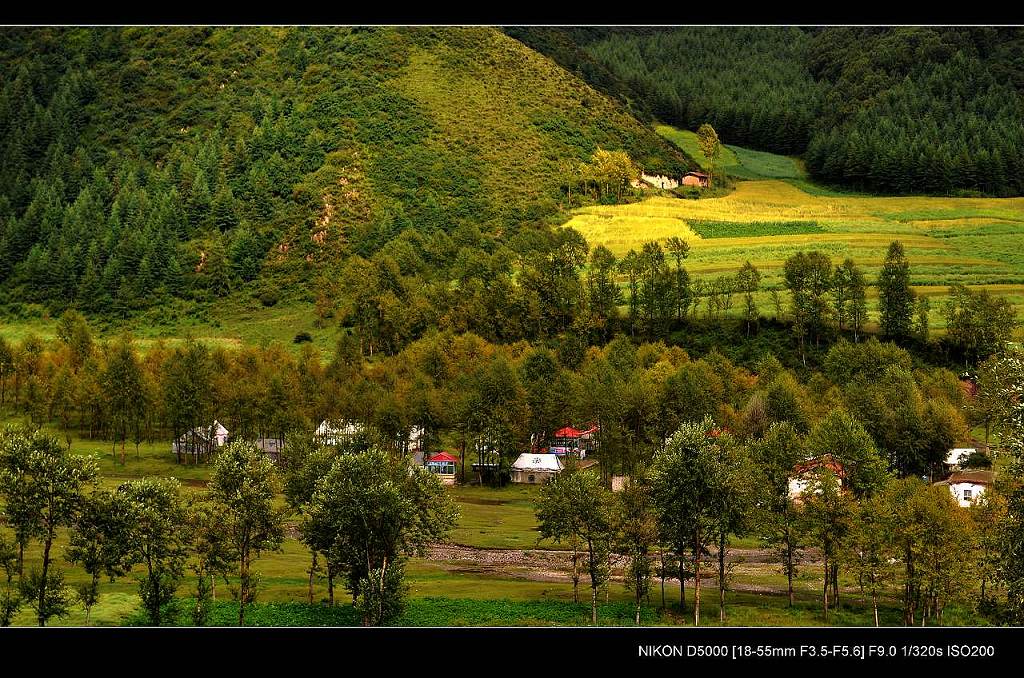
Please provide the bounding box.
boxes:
[792,456,846,479]
[685,171,709,178]
[553,426,582,439]
[426,452,458,464]
[936,470,995,486]
[512,453,564,472]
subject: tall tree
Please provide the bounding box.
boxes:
[537,462,613,624]
[877,241,915,340]
[613,474,658,625]
[696,123,722,188]
[207,441,285,626]
[304,448,457,625]
[0,426,98,626]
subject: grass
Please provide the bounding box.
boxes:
[655,124,805,180]
[565,178,1024,334]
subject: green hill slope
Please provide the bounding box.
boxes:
[0,26,692,315]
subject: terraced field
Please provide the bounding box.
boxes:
[566,179,1024,332]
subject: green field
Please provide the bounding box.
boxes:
[655,124,806,180]
[566,177,1024,333]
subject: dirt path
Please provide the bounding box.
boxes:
[422,543,824,595]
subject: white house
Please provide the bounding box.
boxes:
[511,453,564,484]
[935,470,994,507]
[316,419,426,462]
[640,173,680,190]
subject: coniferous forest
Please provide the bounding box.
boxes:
[537,27,1024,196]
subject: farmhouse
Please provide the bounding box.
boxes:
[681,171,709,188]
[934,470,994,507]
[255,436,285,461]
[511,453,564,484]
[424,451,458,486]
[787,456,846,502]
[315,419,364,446]
[172,420,229,462]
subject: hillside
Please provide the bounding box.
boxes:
[0,26,692,318]
[520,27,1024,197]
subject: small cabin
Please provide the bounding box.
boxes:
[935,470,994,507]
[681,171,709,188]
[424,451,458,486]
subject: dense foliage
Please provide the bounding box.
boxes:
[542,27,1024,196]
[0,26,689,314]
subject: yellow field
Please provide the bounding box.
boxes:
[565,180,1024,332]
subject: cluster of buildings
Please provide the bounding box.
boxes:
[787,446,995,508]
[173,421,994,505]
[630,171,710,191]
[172,418,600,487]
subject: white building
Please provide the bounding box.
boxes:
[640,173,679,190]
[315,419,364,446]
[511,453,564,484]
[935,470,994,508]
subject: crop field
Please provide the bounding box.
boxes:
[567,178,1024,332]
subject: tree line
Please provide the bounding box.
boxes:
[533,345,1024,626]
[570,27,1024,196]
[0,426,456,627]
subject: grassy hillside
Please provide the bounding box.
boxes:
[565,179,1024,333]
[0,26,691,317]
[655,124,806,180]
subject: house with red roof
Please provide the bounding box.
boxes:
[424,451,458,486]
[546,423,600,458]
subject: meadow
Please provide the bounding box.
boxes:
[566,177,1024,333]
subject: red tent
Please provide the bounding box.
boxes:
[427,452,459,463]
[553,426,582,439]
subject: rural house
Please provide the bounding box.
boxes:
[681,171,709,188]
[315,419,426,463]
[787,456,846,502]
[255,436,285,461]
[934,469,994,507]
[172,420,229,463]
[424,451,458,486]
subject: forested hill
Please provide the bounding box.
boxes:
[516,27,1024,197]
[0,26,691,315]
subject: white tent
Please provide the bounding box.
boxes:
[512,453,564,472]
